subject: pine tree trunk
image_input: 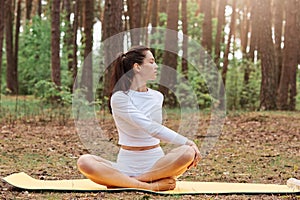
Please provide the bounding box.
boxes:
[247,0,259,62]
[181,0,188,79]
[71,0,79,89]
[214,0,226,68]
[102,0,123,98]
[5,0,18,94]
[51,0,61,87]
[201,0,212,54]
[221,0,236,87]
[159,0,179,107]
[257,0,277,110]
[26,0,33,20]
[274,0,283,90]
[63,0,74,90]
[0,0,5,95]
[80,0,94,102]
[277,0,299,110]
[150,0,158,48]
[127,0,141,45]
[14,0,21,91]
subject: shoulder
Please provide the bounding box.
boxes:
[149,88,164,99]
[111,91,130,105]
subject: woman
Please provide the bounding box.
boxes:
[77,46,201,191]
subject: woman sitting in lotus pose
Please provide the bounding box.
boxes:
[77,46,201,191]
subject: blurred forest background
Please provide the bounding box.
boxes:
[0,0,300,120]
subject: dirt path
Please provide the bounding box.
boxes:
[0,111,299,199]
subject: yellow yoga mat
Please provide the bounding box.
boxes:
[2,172,300,195]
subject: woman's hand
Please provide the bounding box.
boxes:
[185,140,201,168]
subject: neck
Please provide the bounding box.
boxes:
[130,77,147,92]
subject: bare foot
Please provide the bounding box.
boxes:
[148,178,176,191]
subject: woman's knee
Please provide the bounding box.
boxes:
[77,154,94,174]
[177,145,195,165]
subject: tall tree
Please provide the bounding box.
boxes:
[273,0,284,89]
[26,0,33,20]
[51,0,61,87]
[80,0,94,102]
[0,0,5,95]
[277,0,299,110]
[127,0,141,45]
[5,0,18,94]
[159,0,179,107]
[256,0,277,110]
[14,0,21,84]
[71,0,79,89]
[102,0,123,98]
[63,0,74,89]
[181,0,188,79]
[214,0,226,68]
[201,0,212,54]
[247,0,259,62]
[221,0,236,86]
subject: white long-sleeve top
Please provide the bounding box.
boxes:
[110,88,188,147]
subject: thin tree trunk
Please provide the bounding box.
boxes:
[0,0,5,96]
[37,0,42,17]
[221,0,236,86]
[181,0,188,79]
[150,0,158,48]
[80,0,94,102]
[257,0,277,110]
[26,0,33,20]
[102,0,123,98]
[72,0,79,89]
[201,0,212,54]
[214,0,226,68]
[274,0,284,90]
[14,0,21,90]
[159,0,179,107]
[127,0,141,45]
[63,0,74,90]
[51,0,61,87]
[277,0,299,110]
[5,0,18,94]
[247,0,259,62]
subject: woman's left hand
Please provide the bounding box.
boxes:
[185,140,201,168]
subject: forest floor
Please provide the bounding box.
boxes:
[0,111,300,200]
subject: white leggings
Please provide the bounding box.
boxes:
[111,146,165,177]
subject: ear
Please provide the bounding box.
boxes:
[133,63,141,72]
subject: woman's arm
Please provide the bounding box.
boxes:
[111,92,188,145]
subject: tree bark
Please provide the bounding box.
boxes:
[71,0,79,89]
[247,0,259,62]
[277,0,299,110]
[26,0,33,20]
[181,0,188,79]
[201,0,212,54]
[256,0,277,110]
[102,0,123,98]
[0,0,5,95]
[273,0,284,89]
[5,0,18,94]
[214,0,226,68]
[51,0,61,87]
[14,0,21,85]
[80,0,94,102]
[221,0,236,87]
[159,0,179,107]
[127,0,141,45]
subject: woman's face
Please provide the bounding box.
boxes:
[139,50,158,81]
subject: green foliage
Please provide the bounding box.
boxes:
[226,58,261,111]
[33,80,72,106]
[18,16,51,94]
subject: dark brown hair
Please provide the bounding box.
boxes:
[108,45,150,110]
